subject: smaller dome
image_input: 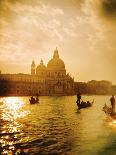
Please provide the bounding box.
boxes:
[36,59,46,71]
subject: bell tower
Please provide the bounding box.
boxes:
[31,60,35,75]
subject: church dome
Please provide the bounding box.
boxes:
[36,59,46,71]
[47,48,65,70]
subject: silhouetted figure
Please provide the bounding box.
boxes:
[86,101,91,106]
[110,95,115,113]
[29,96,36,104]
[31,96,35,102]
[76,93,81,106]
[36,93,39,103]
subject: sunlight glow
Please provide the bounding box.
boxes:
[0,0,116,83]
[2,97,29,121]
[0,97,29,154]
[4,97,24,110]
[112,120,116,124]
[108,119,116,128]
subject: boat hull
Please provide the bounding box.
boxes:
[103,104,116,119]
[76,100,94,110]
[29,99,39,104]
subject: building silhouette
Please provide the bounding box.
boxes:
[0,48,114,96]
[0,48,74,96]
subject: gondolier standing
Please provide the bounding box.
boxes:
[76,93,81,106]
[110,95,115,113]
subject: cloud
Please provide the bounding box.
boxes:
[4,1,64,17]
[0,0,116,83]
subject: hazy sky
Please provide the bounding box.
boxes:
[0,0,116,84]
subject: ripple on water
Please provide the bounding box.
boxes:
[0,96,116,155]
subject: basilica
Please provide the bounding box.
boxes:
[0,48,75,96]
[0,48,113,96]
[30,48,75,95]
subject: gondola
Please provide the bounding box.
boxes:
[29,93,39,104]
[29,97,39,104]
[103,104,116,119]
[29,99,39,104]
[76,100,94,110]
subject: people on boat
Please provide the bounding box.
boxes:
[81,100,84,104]
[76,93,81,106]
[81,101,88,106]
[86,101,91,106]
[36,93,39,103]
[110,95,115,113]
[103,103,116,118]
[30,96,36,103]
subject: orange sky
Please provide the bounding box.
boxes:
[0,0,116,84]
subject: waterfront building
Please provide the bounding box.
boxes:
[0,48,113,96]
[0,48,74,96]
[75,80,112,95]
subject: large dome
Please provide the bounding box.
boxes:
[47,48,65,70]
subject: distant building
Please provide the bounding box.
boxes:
[112,85,116,94]
[0,48,74,96]
[87,80,112,94]
[75,80,113,95]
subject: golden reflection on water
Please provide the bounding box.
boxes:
[2,97,29,121]
[0,97,29,155]
[1,96,116,155]
[108,119,116,128]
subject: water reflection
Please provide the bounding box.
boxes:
[0,96,116,154]
[0,97,29,154]
[108,119,116,128]
[2,97,28,120]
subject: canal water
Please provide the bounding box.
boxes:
[0,96,116,155]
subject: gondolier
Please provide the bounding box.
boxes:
[110,95,115,113]
[76,93,81,106]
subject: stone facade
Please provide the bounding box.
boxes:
[0,48,74,96]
